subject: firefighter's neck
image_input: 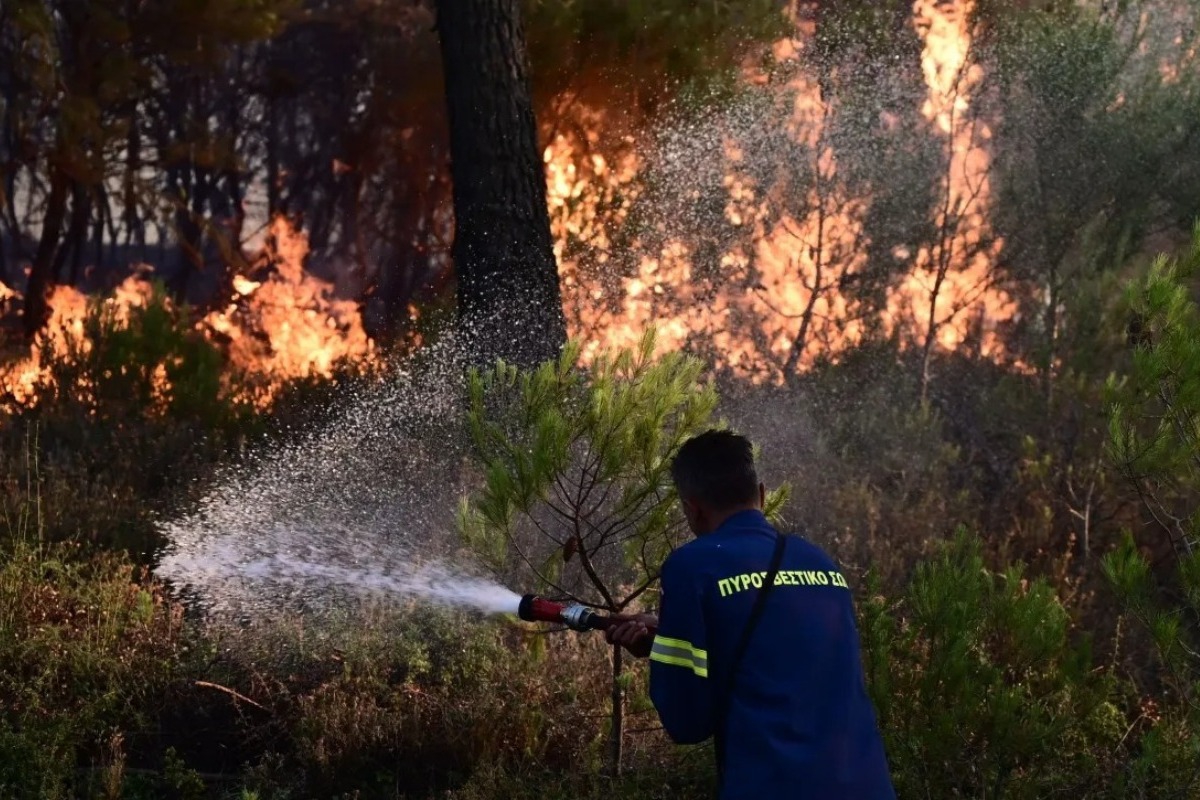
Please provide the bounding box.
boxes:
[696,484,768,534]
[689,500,763,536]
[707,503,760,534]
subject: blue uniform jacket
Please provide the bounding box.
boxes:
[649,509,895,800]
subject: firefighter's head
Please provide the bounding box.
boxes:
[670,429,766,536]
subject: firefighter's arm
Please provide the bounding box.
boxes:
[648,554,713,744]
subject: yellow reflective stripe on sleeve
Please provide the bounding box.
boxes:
[653,635,695,651]
[650,635,709,678]
[651,651,707,675]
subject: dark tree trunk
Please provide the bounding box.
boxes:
[92,185,107,275]
[125,103,144,253]
[1,160,18,287]
[226,51,247,247]
[435,0,566,368]
[266,95,280,218]
[226,156,245,249]
[0,221,9,286]
[54,180,89,285]
[172,166,208,301]
[24,169,69,336]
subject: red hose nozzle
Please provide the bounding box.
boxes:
[517,594,574,625]
[518,594,609,631]
[517,594,656,635]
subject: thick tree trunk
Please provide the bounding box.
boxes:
[92,186,107,274]
[266,96,280,219]
[0,223,8,286]
[24,169,70,336]
[125,104,144,252]
[435,0,566,368]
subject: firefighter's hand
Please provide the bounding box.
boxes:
[605,614,657,659]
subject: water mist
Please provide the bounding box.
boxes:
[155,336,520,619]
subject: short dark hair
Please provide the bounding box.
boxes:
[670,429,759,510]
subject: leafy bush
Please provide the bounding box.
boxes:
[184,606,672,797]
[861,531,1126,799]
[459,330,727,608]
[727,346,982,586]
[0,538,184,798]
[1,287,261,554]
[984,1,1200,390]
[1103,537,1200,799]
[1108,227,1200,557]
[28,284,251,429]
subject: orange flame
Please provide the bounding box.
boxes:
[0,272,159,404]
[896,0,1015,358]
[1,217,376,408]
[554,2,1019,380]
[202,216,376,401]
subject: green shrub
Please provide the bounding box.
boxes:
[27,284,250,428]
[736,346,979,586]
[1103,537,1200,799]
[861,531,1126,798]
[0,286,262,554]
[196,605,661,797]
[0,538,184,798]
[1104,226,1200,798]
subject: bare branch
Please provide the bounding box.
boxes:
[511,518,586,603]
[194,680,268,711]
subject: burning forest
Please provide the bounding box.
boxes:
[0,0,1099,400]
[0,218,376,407]
[3,0,1200,797]
[552,0,1019,384]
[2,0,1195,404]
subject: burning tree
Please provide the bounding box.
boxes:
[458,330,786,772]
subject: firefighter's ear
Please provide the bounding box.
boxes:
[680,495,696,518]
[680,496,703,535]
[758,482,766,508]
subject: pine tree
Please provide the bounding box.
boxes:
[459,329,786,772]
[1104,224,1200,795]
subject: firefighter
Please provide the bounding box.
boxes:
[606,429,895,799]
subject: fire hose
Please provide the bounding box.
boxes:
[517,594,658,637]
